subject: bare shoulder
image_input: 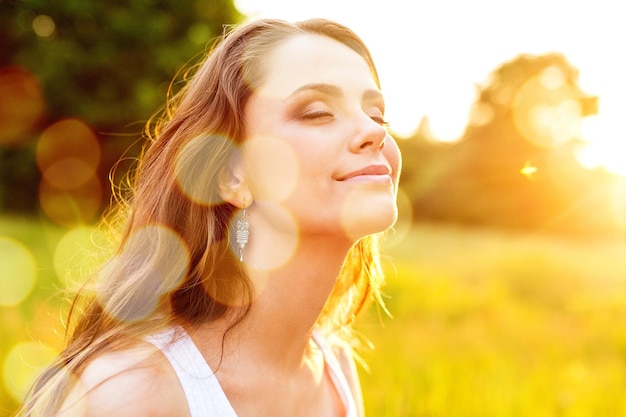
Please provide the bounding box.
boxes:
[56,341,188,417]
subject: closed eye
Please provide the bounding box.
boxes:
[300,110,335,120]
[370,114,390,127]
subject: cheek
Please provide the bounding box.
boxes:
[385,136,402,183]
[243,134,300,203]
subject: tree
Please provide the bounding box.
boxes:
[0,0,243,214]
[404,52,619,236]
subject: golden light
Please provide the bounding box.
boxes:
[2,342,58,403]
[0,237,37,307]
[609,179,626,229]
[54,226,107,290]
[520,162,539,180]
[579,115,626,176]
[0,67,46,146]
[26,300,66,350]
[513,66,582,148]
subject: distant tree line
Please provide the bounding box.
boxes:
[398,53,623,238]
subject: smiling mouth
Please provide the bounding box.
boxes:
[337,165,393,184]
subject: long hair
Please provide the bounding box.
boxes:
[18,17,388,416]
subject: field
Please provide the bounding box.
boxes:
[1,216,625,416]
[359,223,626,416]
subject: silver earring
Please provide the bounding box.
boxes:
[236,207,249,262]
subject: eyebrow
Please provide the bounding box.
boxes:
[287,83,384,104]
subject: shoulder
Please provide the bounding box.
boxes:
[56,341,188,417]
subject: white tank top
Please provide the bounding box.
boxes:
[146,328,357,417]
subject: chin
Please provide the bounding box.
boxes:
[341,199,398,241]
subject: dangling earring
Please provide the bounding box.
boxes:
[236,206,249,262]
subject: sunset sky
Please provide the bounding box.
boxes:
[236,0,625,174]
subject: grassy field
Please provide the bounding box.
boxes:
[359,223,626,416]
[1,216,625,416]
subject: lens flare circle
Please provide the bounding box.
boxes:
[513,76,583,148]
[243,134,300,203]
[36,119,100,179]
[39,175,103,226]
[42,158,97,190]
[0,237,37,307]
[97,225,190,322]
[174,133,235,206]
[2,341,58,403]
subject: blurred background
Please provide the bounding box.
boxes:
[1,0,625,416]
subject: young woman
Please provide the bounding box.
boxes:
[21,17,401,417]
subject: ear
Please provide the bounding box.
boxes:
[217,153,252,208]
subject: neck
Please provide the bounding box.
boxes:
[246,234,353,365]
[193,232,355,373]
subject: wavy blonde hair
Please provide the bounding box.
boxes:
[19,17,388,416]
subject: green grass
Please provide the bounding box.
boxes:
[1,217,625,416]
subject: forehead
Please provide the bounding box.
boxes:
[255,33,378,98]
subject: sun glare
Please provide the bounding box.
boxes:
[580,113,626,176]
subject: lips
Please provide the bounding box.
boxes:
[337,164,392,181]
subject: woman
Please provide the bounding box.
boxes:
[21,17,401,417]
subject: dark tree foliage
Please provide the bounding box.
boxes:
[0,0,242,213]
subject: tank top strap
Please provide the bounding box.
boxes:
[311,330,357,417]
[146,327,238,417]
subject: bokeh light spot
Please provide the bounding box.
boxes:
[39,176,103,227]
[0,67,46,146]
[32,15,55,37]
[0,237,37,307]
[97,225,190,321]
[36,119,100,177]
[54,226,107,290]
[174,134,234,206]
[3,342,58,403]
[539,66,565,90]
[513,76,583,148]
[243,134,299,203]
[42,158,96,190]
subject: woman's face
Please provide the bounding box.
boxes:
[242,33,401,241]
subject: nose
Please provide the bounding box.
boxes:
[349,115,387,153]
